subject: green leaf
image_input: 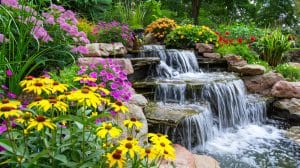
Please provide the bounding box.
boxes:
[54,154,68,164]
[0,139,13,153]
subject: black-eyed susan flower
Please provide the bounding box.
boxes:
[57,91,75,101]
[110,101,128,113]
[107,149,125,168]
[0,106,23,119]
[73,74,97,83]
[140,147,158,161]
[123,117,143,129]
[23,80,51,95]
[50,81,68,93]
[0,99,21,109]
[70,87,102,108]
[29,97,68,113]
[162,149,176,160]
[27,115,56,131]
[19,76,35,88]
[119,137,141,158]
[15,112,32,125]
[96,122,122,139]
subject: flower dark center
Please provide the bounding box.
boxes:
[34,96,43,101]
[164,150,169,154]
[81,88,89,94]
[112,153,121,160]
[65,92,71,95]
[126,137,133,141]
[157,133,163,137]
[125,143,133,149]
[53,82,59,85]
[115,149,122,154]
[160,142,165,147]
[2,99,9,104]
[25,76,33,80]
[36,115,46,122]
[105,125,112,130]
[116,101,123,106]
[145,149,151,154]
[34,82,43,87]
[1,106,15,111]
[49,99,57,104]
[130,118,137,122]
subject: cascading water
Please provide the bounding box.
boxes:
[141,45,300,167]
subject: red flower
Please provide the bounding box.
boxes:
[250,36,256,42]
[225,31,230,36]
[237,38,243,44]
[218,36,223,42]
[223,38,228,43]
[215,32,220,35]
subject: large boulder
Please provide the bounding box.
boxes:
[83,42,127,57]
[243,72,285,96]
[144,33,160,45]
[271,81,300,98]
[230,64,266,76]
[273,98,300,124]
[129,93,148,107]
[224,54,247,67]
[78,57,134,75]
[160,144,196,168]
[286,126,300,144]
[195,43,214,53]
[202,53,221,59]
[193,154,220,168]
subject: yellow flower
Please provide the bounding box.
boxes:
[140,147,158,161]
[119,139,142,158]
[148,133,172,145]
[57,91,75,101]
[107,149,125,168]
[91,112,98,117]
[73,74,97,83]
[23,80,51,95]
[15,112,32,125]
[19,76,35,88]
[123,117,143,129]
[96,122,122,139]
[50,81,68,93]
[29,97,68,113]
[0,99,21,109]
[162,149,176,160]
[70,87,102,108]
[27,115,56,131]
[0,106,23,119]
[110,101,128,113]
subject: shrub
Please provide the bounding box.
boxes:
[145,18,177,41]
[275,63,300,81]
[165,25,218,49]
[216,44,259,64]
[0,2,89,94]
[256,30,292,66]
[0,63,176,167]
[92,21,134,45]
[77,18,96,42]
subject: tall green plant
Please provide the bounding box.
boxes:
[256,30,291,66]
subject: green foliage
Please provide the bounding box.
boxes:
[49,65,80,88]
[256,30,292,66]
[165,25,218,49]
[216,45,259,64]
[275,63,300,81]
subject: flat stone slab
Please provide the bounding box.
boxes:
[144,102,202,126]
[286,126,300,144]
[274,98,300,125]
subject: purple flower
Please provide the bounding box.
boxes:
[7,92,16,99]
[71,46,89,54]
[0,34,4,43]
[50,4,65,13]
[31,26,53,43]
[0,146,6,152]
[106,73,114,80]
[6,69,12,77]
[1,0,18,8]
[89,72,97,78]
[0,125,7,134]
[110,83,118,90]
[1,85,8,90]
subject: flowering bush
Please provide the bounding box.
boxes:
[275,63,300,81]
[145,18,177,41]
[165,24,218,49]
[0,66,175,167]
[0,1,90,94]
[91,21,134,45]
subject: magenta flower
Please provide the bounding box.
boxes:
[0,125,7,134]
[31,26,53,43]
[89,72,97,78]
[7,92,17,99]
[0,34,4,43]
[6,69,12,77]
[71,46,89,54]
[50,4,65,13]
[1,85,8,90]
[1,0,18,8]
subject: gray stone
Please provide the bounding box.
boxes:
[286,126,300,144]
[288,62,300,68]
[78,57,134,75]
[231,64,266,76]
[144,102,200,126]
[202,53,221,59]
[195,43,214,53]
[243,72,285,96]
[271,81,300,98]
[144,33,159,45]
[274,98,300,124]
[83,42,127,57]
[129,94,148,107]
[84,43,103,57]
[193,154,220,168]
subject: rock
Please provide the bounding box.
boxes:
[288,49,300,63]
[128,57,160,81]
[160,144,196,168]
[273,98,300,124]
[118,103,148,142]
[144,102,200,126]
[193,154,220,168]
[202,53,221,59]
[129,94,148,107]
[243,72,285,95]
[231,64,266,76]
[78,57,134,75]
[195,43,214,53]
[144,33,159,45]
[286,126,300,144]
[83,42,127,57]
[288,62,300,68]
[224,54,247,67]
[271,81,300,98]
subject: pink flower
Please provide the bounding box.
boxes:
[6,69,12,77]
[0,34,5,43]
[31,26,53,43]
[71,46,89,54]
[89,72,97,78]
[50,4,65,13]
[1,0,18,8]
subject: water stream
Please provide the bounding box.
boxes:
[140,45,300,167]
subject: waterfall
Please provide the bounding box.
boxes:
[155,83,186,104]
